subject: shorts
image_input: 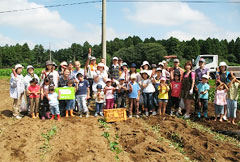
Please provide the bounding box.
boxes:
[215,104,224,115]
[158,99,168,103]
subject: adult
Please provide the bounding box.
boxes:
[109,57,120,80]
[194,58,209,115]
[170,59,184,81]
[118,57,123,67]
[120,62,130,83]
[41,61,59,87]
[129,63,141,83]
[141,61,152,76]
[216,61,232,121]
[72,61,85,80]
[68,61,74,79]
[24,65,40,112]
[96,63,108,84]
[10,64,25,119]
[85,49,97,97]
[180,61,195,119]
[100,58,109,72]
[52,62,58,71]
[58,61,68,76]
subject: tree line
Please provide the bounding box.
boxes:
[0,36,240,68]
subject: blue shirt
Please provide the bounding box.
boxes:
[76,80,89,95]
[197,82,210,99]
[128,82,140,99]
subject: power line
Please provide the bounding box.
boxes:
[0,0,239,14]
[0,0,101,14]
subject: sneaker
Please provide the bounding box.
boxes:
[152,111,157,116]
[178,107,182,115]
[99,112,104,116]
[197,112,201,118]
[170,111,174,116]
[94,113,98,117]
[223,115,227,121]
[135,115,140,118]
[184,114,190,119]
[86,112,89,118]
[129,115,132,118]
[79,113,83,118]
[15,115,22,119]
[145,112,149,117]
[204,112,208,118]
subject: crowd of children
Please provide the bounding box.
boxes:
[9,54,239,125]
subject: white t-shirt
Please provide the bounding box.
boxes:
[96,70,108,83]
[48,92,59,106]
[141,79,155,93]
[87,65,97,79]
[95,91,105,103]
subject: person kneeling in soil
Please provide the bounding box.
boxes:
[27,78,40,119]
[196,74,210,119]
[94,84,104,117]
[47,86,61,121]
[227,74,240,125]
[128,74,141,118]
[76,73,90,118]
[214,83,228,122]
[65,80,76,118]
[158,77,169,116]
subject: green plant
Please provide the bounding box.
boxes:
[40,125,57,160]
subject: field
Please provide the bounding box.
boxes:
[0,78,240,162]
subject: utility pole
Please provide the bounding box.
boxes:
[102,0,106,64]
[49,42,52,61]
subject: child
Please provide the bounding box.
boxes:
[196,74,210,118]
[76,73,90,117]
[40,78,51,120]
[10,64,25,119]
[94,84,105,117]
[117,77,127,108]
[158,77,169,116]
[111,77,119,108]
[168,73,182,116]
[47,86,61,121]
[104,79,115,109]
[65,80,76,117]
[140,70,155,116]
[128,74,141,118]
[214,83,228,122]
[27,78,40,118]
[227,74,240,125]
[152,68,162,115]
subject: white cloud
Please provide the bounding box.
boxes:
[125,2,206,26]
[126,1,240,41]
[0,0,128,49]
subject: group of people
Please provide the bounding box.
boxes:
[9,52,239,124]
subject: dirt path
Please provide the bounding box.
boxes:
[0,79,240,162]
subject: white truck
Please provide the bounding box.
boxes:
[192,55,240,79]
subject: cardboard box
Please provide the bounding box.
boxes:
[104,108,127,122]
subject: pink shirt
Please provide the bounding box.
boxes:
[171,81,182,98]
[214,90,227,106]
[28,85,40,98]
[105,86,114,99]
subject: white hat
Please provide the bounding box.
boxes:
[219,61,227,67]
[112,57,118,60]
[27,65,34,70]
[60,61,68,66]
[173,59,180,63]
[156,68,162,71]
[130,74,137,79]
[160,77,166,81]
[141,61,151,67]
[105,78,112,83]
[158,62,164,66]
[202,74,209,80]
[162,60,167,64]
[15,64,24,70]
[90,56,96,60]
[97,63,105,68]
[140,70,150,76]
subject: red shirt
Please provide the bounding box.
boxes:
[171,81,182,98]
[28,85,40,98]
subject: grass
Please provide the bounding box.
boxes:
[185,119,240,147]
[98,119,122,161]
[39,125,57,160]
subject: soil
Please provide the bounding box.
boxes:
[0,79,239,162]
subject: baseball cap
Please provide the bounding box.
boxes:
[173,59,179,63]
[112,57,118,60]
[199,58,205,63]
[202,74,209,80]
[15,64,24,70]
[27,65,34,70]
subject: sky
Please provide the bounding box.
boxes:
[0,0,239,50]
